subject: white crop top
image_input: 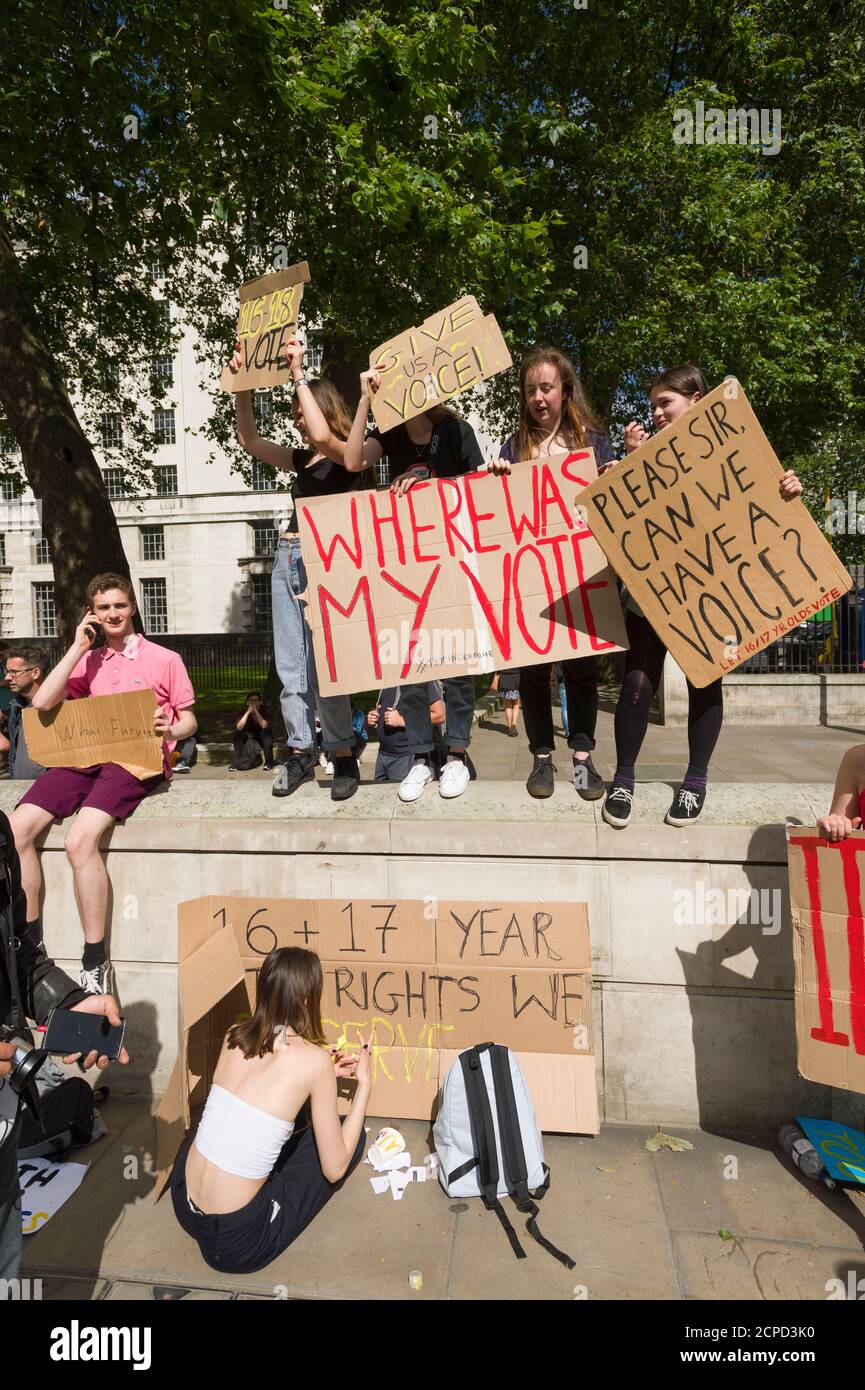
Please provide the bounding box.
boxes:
[194,1084,295,1179]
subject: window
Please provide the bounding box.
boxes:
[0,534,5,565]
[0,478,19,501]
[141,578,168,633]
[374,457,391,488]
[101,413,123,449]
[0,421,18,455]
[35,537,51,565]
[34,582,56,637]
[151,355,174,388]
[148,261,165,282]
[153,408,176,445]
[141,525,165,561]
[250,459,278,492]
[253,390,272,430]
[251,574,272,631]
[103,467,127,499]
[101,360,120,388]
[252,521,278,558]
[154,465,178,496]
[306,338,323,376]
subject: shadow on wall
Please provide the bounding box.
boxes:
[677,818,865,1255]
[20,999,159,1298]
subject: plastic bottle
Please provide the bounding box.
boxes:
[777,1124,836,1187]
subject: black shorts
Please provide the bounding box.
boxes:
[171,1121,365,1276]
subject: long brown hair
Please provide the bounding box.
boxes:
[515,346,604,462]
[227,947,326,1058]
[301,379,353,441]
[648,363,709,399]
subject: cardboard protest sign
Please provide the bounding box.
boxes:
[219,262,310,392]
[369,297,512,430]
[154,894,598,1197]
[18,1156,88,1235]
[23,689,161,779]
[786,827,865,1094]
[796,1117,865,1184]
[576,383,851,687]
[297,449,627,695]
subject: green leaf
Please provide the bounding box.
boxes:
[645,1129,695,1153]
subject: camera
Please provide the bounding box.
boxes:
[0,1025,48,1105]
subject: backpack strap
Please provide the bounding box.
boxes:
[459,1046,525,1261]
[488,1045,576,1270]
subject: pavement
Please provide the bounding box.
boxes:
[18,1100,865,1301]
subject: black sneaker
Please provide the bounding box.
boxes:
[573,754,604,801]
[527,755,556,799]
[665,786,706,827]
[272,748,317,798]
[331,753,360,802]
[602,783,634,828]
[79,958,118,1000]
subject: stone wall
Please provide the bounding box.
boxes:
[4,777,856,1135]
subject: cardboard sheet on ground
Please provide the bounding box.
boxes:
[18,1156,88,1235]
[153,896,598,1199]
[369,297,512,430]
[786,826,865,1094]
[23,689,161,779]
[297,449,627,695]
[796,1116,865,1184]
[219,262,310,392]
[576,383,851,687]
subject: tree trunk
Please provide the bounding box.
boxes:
[0,211,132,645]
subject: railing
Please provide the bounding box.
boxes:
[738,567,865,675]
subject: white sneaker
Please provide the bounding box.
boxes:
[439,758,470,799]
[399,761,433,803]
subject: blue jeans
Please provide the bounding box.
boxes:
[271,537,353,754]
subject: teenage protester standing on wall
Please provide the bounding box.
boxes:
[344,368,486,803]
[602,365,803,829]
[490,346,616,801]
[229,339,379,802]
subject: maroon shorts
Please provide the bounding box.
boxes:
[17,763,164,823]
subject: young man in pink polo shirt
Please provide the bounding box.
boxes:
[10,573,197,996]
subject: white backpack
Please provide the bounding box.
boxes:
[434,1042,574,1267]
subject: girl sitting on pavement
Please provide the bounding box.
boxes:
[172,947,369,1275]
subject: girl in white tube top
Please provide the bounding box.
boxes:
[171,946,370,1275]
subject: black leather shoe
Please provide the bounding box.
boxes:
[272,748,317,797]
[331,753,360,801]
[526,755,556,799]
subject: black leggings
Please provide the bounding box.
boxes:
[614,610,723,777]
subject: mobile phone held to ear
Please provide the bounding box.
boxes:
[85,620,106,649]
[42,1006,126,1060]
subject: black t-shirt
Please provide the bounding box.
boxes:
[370,417,485,480]
[288,450,359,533]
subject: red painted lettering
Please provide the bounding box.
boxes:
[368,489,407,569]
[458,555,512,660]
[381,565,442,679]
[512,545,556,655]
[319,578,381,684]
[301,496,363,573]
[463,474,501,555]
